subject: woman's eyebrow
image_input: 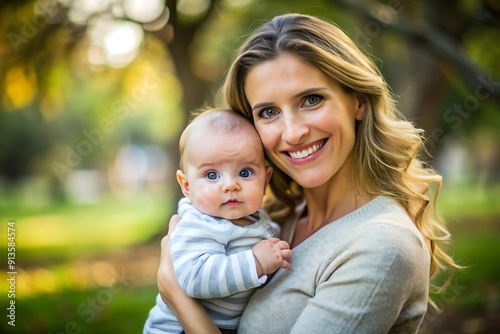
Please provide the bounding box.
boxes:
[251,102,272,111]
[293,87,328,98]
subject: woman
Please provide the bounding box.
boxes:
[157,13,457,333]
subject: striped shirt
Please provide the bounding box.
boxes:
[144,198,276,333]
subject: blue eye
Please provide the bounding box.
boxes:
[304,94,322,106]
[206,171,219,180]
[239,169,253,178]
[260,107,279,119]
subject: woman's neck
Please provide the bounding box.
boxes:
[291,188,372,248]
[289,154,375,247]
[301,161,374,235]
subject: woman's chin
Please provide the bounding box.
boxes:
[292,172,330,189]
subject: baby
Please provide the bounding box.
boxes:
[144,108,292,333]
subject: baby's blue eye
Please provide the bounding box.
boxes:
[239,169,253,178]
[206,171,219,180]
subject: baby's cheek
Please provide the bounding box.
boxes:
[193,189,221,215]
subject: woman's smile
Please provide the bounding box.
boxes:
[286,138,327,160]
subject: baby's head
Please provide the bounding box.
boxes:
[176,109,272,220]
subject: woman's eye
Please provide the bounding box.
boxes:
[260,107,279,119]
[239,169,253,178]
[206,171,219,180]
[304,94,322,106]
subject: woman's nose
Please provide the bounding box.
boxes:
[282,111,309,144]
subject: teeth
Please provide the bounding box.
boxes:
[289,142,323,159]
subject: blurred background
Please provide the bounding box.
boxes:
[0,0,499,333]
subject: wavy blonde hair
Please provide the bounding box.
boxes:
[220,13,457,286]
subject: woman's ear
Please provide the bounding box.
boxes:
[176,170,190,198]
[355,96,366,121]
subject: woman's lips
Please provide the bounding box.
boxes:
[286,139,326,160]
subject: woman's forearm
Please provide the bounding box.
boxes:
[160,291,221,334]
[157,228,221,334]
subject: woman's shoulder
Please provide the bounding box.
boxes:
[357,196,425,246]
[332,196,423,239]
[342,196,426,251]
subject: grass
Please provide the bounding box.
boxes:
[0,285,158,333]
[0,190,173,261]
[429,182,500,312]
[0,187,169,333]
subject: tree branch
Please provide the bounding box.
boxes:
[335,0,500,101]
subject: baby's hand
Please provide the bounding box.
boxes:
[252,238,292,276]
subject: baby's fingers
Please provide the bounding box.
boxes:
[281,260,291,270]
[281,249,292,260]
[276,240,291,250]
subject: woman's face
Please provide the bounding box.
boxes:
[244,53,365,189]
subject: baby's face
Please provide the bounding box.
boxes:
[178,127,272,220]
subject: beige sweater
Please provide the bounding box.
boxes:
[238,196,430,334]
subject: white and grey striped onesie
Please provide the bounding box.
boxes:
[143,198,276,333]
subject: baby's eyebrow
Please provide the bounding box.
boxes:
[244,161,265,169]
[197,162,217,170]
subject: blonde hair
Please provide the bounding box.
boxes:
[221,14,457,288]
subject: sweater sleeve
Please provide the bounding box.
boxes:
[170,213,262,299]
[290,223,429,334]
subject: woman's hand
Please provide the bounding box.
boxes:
[157,215,221,334]
[157,214,181,307]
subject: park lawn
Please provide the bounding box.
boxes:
[430,220,500,312]
[0,284,158,333]
[429,183,500,312]
[0,190,169,333]
[1,191,173,260]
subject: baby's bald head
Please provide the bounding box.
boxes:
[179,109,262,170]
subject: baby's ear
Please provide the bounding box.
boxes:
[264,166,273,190]
[176,170,190,197]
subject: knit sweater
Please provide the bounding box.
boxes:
[237,196,430,334]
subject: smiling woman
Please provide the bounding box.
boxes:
[157,13,460,334]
